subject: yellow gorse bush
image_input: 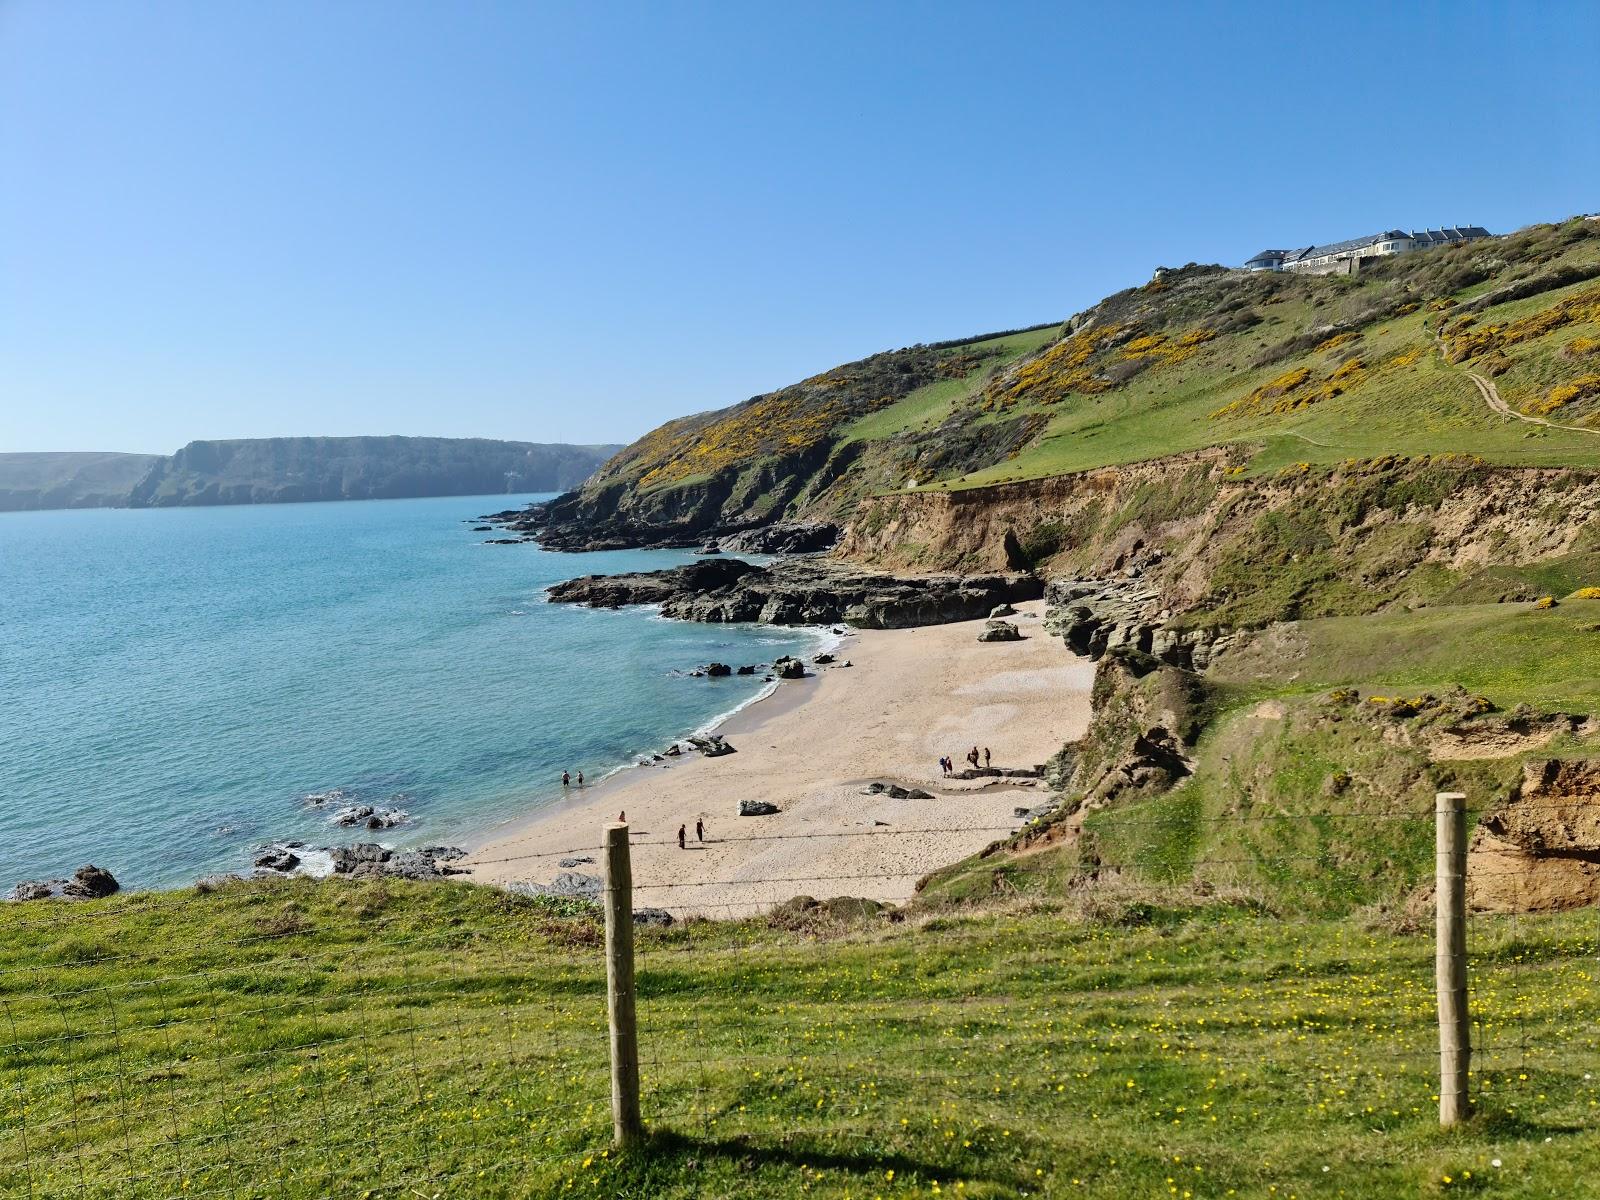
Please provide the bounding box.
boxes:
[1444,286,1600,362]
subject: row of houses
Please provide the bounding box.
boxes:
[1244,226,1491,275]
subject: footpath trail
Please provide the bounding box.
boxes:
[1464,366,1600,438]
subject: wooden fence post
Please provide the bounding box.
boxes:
[603,821,643,1148]
[1436,790,1470,1127]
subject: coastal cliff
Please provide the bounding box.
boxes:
[0,438,621,512]
[127,437,621,507]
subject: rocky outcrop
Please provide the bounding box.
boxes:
[547,557,1042,629]
[326,844,468,880]
[8,864,121,902]
[1044,579,1232,669]
[1469,760,1600,912]
[719,522,841,554]
[332,804,409,830]
[688,734,737,758]
[739,800,781,816]
[1059,649,1209,815]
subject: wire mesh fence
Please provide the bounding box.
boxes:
[2,801,1597,1197]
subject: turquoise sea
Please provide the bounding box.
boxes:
[0,495,826,890]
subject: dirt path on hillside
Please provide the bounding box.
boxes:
[1463,366,1600,437]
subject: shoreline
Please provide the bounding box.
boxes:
[462,599,1093,916]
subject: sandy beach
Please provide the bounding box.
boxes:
[463,599,1093,915]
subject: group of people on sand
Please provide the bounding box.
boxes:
[613,810,708,850]
[938,746,992,777]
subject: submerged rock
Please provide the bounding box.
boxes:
[253,849,301,872]
[332,805,409,830]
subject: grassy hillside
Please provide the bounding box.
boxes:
[535,217,1600,548]
[950,218,1600,488]
[5,877,1599,1199]
[0,452,163,512]
[130,437,621,506]
[530,325,1062,547]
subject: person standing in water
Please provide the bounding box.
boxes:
[577,770,584,787]
[678,824,686,849]
[562,770,570,788]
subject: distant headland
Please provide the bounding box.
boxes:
[0,436,622,512]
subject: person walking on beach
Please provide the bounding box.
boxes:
[562,770,570,788]
[696,818,705,843]
[983,747,991,768]
[677,824,687,850]
[618,811,625,823]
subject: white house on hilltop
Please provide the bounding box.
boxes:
[1244,226,1491,275]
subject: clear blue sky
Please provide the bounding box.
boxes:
[3,0,1596,454]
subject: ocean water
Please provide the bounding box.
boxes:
[0,495,827,890]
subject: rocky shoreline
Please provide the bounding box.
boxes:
[546,555,1043,629]
[477,496,842,555]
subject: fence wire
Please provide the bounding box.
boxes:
[1,807,1597,1198]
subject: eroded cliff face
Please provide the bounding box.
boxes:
[838,453,1600,629]
[1469,759,1600,913]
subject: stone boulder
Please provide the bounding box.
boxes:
[772,656,806,679]
[704,662,732,677]
[718,522,840,555]
[738,800,780,816]
[633,907,675,926]
[689,734,736,757]
[254,849,301,872]
[990,603,1017,618]
[978,619,1022,643]
[62,865,119,900]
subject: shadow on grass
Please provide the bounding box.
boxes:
[605,1126,1017,1191]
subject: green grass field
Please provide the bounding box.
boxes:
[1210,598,1600,713]
[921,226,1600,491]
[4,877,1599,1199]
[840,327,1062,446]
